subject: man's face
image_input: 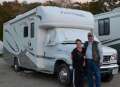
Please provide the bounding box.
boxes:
[88,33,94,42]
[76,41,82,48]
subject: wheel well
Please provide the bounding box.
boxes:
[13,57,20,65]
[54,60,68,74]
[14,57,17,64]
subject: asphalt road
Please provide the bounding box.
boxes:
[0,58,120,87]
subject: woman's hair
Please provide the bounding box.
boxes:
[75,39,82,43]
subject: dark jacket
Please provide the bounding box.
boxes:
[84,41,100,65]
[71,48,85,71]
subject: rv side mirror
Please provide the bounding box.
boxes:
[47,43,56,46]
[46,40,57,46]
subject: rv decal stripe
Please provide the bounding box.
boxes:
[109,43,120,49]
[5,30,19,52]
[28,51,55,59]
[101,39,110,43]
[6,40,18,52]
[101,38,120,44]
[43,56,55,59]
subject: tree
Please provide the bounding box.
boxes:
[98,0,120,11]
[43,1,60,7]
[72,2,81,9]
[88,1,105,14]
[0,0,42,40]
[52,0,72,8]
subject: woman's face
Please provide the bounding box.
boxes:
[76,41,82,48]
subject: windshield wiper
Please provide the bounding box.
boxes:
[61,42,75,44]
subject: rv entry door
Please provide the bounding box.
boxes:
[28,22,35,52]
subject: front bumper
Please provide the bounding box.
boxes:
[100,64,118,75]
[69,64,119,75]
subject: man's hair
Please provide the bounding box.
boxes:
[75,39,82,43]
[88,32,94,37]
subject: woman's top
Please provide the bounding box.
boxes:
[71,48,85,72]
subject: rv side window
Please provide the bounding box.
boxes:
[104,19,110,35]
[31,22,34,38]
[24,26,28,37]
[98,18,110,36]
[46,30,56,45]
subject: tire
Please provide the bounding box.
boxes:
[101,73,113,82]
[57,64,71,85]
[13,57,21,72]
[119,65,120,72]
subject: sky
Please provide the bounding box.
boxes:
[0,0,91,3]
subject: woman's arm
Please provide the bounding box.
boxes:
[71,50,76,69]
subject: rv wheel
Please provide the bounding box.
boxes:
[13,57,21,72]
[57,64,71,85]
[102,73,113,82]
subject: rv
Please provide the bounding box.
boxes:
[94,7,120,70]
[3,6,118,85]
[0,40,3,54]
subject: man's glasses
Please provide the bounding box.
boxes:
[88,35,93,37]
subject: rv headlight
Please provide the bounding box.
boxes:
[111,53,117,60]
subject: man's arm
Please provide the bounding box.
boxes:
[98,42,103,65]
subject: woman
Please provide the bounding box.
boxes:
[71,39,85,87]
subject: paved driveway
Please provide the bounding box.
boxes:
[0,58,119,87]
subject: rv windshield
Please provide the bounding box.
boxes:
[56,28,99,44]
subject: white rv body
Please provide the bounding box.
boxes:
[3,6,118,84]
[95,8,120,46]
[94,7,120,68]
[0,41,3,54]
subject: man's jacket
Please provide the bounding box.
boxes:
[84,41,100,65]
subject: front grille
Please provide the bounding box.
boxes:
[103,56,111,63]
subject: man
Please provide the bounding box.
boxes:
[72,39,85,87]
[84,32,103,87]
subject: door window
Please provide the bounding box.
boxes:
[31,22,34,38]
[23,26,28,37]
